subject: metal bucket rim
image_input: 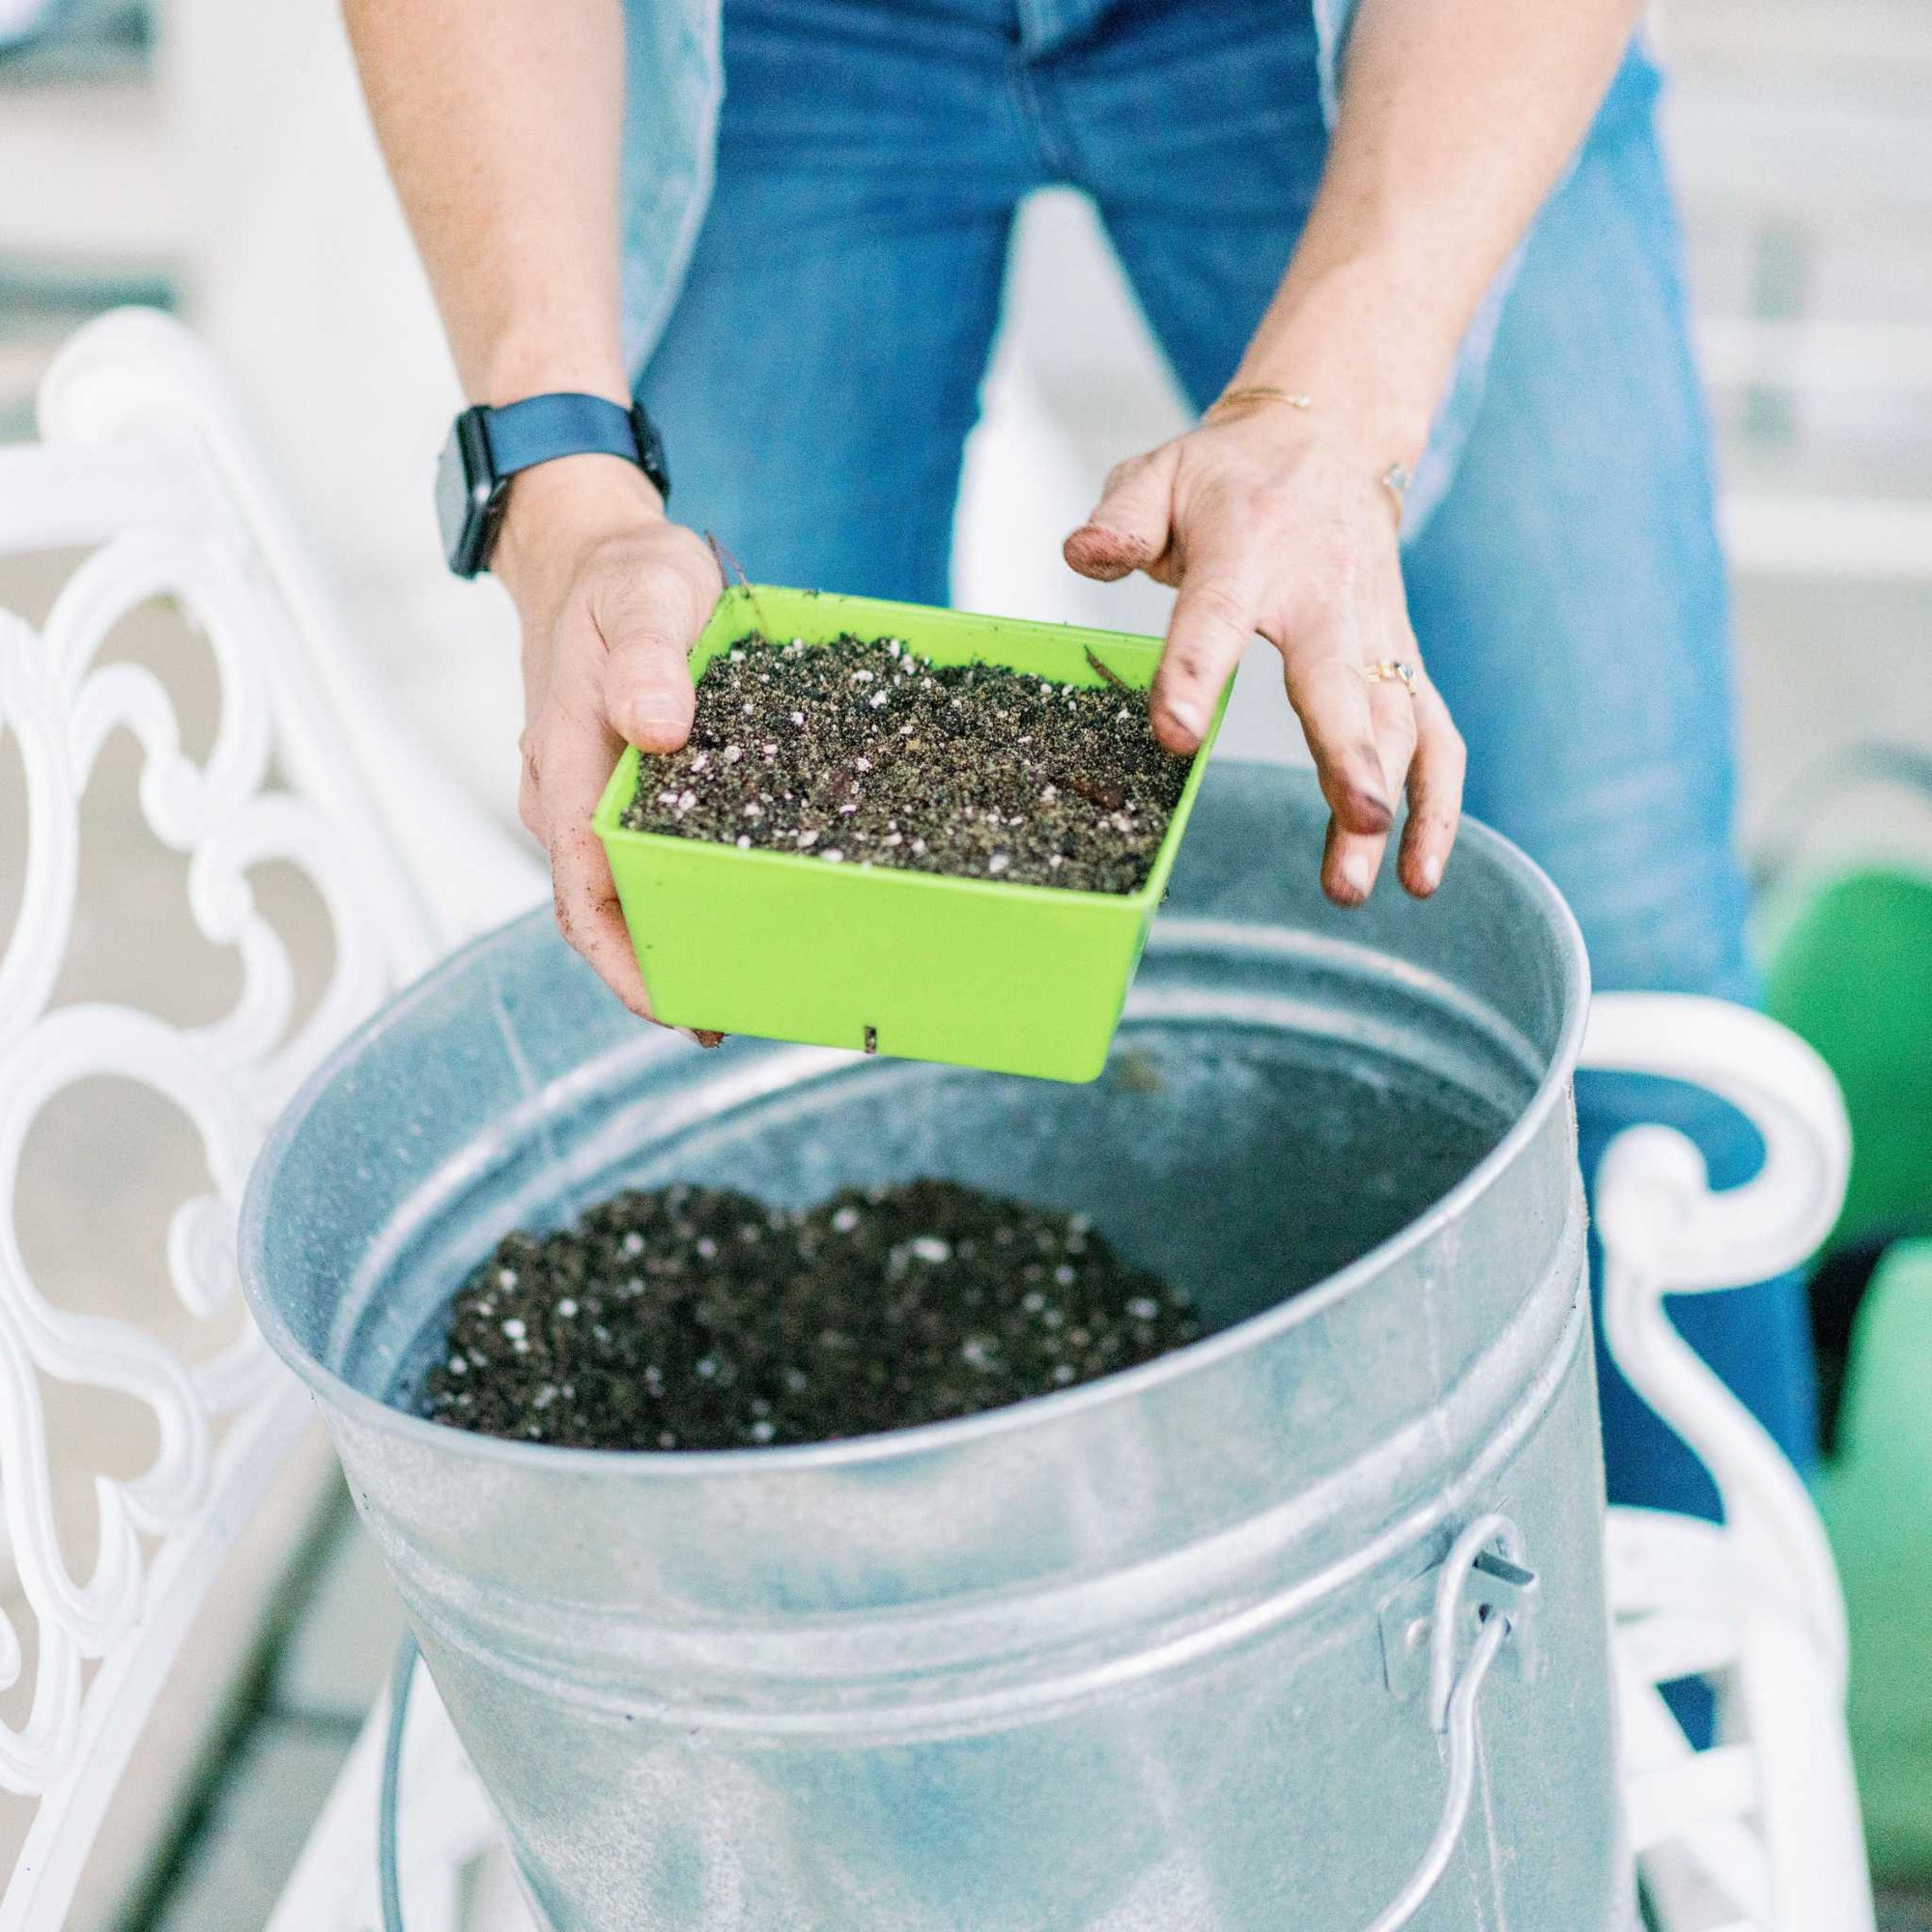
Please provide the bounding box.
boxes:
[240,797,1590,1477]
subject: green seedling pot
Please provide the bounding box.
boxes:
[592,584,1226,1083]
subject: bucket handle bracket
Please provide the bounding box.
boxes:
[1377,1521,1540,1704]
[1362,1513,1532,1932]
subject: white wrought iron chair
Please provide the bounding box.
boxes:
[0,310,1877,1932]
[0,305,540,1932]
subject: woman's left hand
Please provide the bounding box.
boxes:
[1064,401,1464,907]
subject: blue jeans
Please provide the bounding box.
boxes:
[636,0,1818,1516]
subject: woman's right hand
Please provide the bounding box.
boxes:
[491,455,723,1020]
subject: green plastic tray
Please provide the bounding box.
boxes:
[591,585,1226,1082]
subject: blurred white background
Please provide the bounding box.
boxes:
[2,1,1929,1925]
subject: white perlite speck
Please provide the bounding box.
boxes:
[832,1206,861,1234]
[910,1236,952,1264]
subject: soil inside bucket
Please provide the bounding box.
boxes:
[414,1179,1199,1451]
[620,633,1191,893]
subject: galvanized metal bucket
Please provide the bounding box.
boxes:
[242,762,1632,1932]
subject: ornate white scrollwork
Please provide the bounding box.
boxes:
[1587,993,1875,1932]
[0,309,542,1929]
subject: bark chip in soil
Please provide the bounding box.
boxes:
[620,632,1191,894]
[415,1179,1200,1451]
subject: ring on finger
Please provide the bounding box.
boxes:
[1361,659,1420,699]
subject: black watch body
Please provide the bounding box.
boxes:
[436,392,670,579]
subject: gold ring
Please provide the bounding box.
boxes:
[1362,659,1419,698]
[1378,463,1413,529]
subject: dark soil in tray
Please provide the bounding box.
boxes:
[415,1179,1200,1451]
[619,632,1190,894]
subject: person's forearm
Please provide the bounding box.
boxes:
[349,3,717,1021]
[343,0,631,412]
[1230,0,1644,463]
[345,0,664,595]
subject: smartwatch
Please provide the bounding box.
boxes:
[436,392,671,579]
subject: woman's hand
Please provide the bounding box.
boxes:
[1064,401,1464,906]
[492,455,723,1020]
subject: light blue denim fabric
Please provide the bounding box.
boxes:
[618,0,1520,524]
[627,0,1818,1518]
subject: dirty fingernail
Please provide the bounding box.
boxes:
[1165,697,1204,738]
[1341,852,1372,898]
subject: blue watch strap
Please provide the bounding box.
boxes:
[483,393,639,478]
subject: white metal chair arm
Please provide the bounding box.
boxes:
[1585,993,1850,1682]
[1582,994,1849,1297]
[1585,992,1871,1932]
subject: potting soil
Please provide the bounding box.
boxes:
[415,1179,1199,1451]
[620,632,1189,894]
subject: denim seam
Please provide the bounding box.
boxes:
[1008,57,1078,183]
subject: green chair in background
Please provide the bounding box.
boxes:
[1758,747,1932,1881]
[1809,1240,1932,1878]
